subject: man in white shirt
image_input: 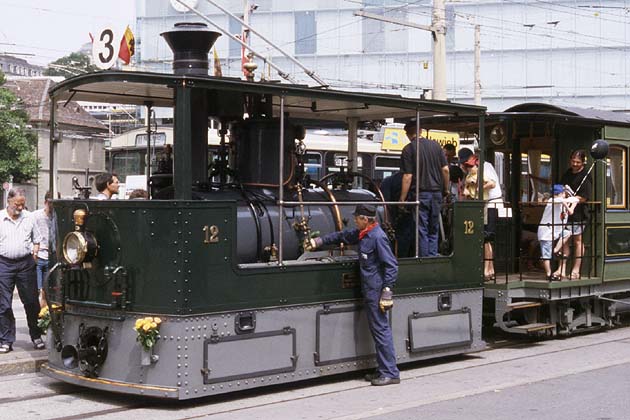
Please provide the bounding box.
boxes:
[94,173,120,200]
[0,189,45,353]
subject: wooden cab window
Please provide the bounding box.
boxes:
[606,145,627,209]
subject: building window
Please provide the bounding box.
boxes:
[445,3,455,50]
[295,11,317,55]
[89,139,94,164]
[71,139,77,163]
[304,152,322,179]
[229,16,241,59]
[606,145,626,209]
[361,8,407,53]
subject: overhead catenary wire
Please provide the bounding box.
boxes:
[201,0,328,87]
[171,0,298,84]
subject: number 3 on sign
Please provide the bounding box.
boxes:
[92,27,121,70]
[464,220,474,235]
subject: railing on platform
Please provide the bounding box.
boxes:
[486,200,601,284]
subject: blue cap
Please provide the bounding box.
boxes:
[353,204,376,217]
[552,184,564,195]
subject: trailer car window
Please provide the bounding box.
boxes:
[606,146,626,209]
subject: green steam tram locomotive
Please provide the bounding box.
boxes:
[41,23,488,399]
[42,23,630,400]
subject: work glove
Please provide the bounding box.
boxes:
[379,287,393,312]
[303,237,323,252]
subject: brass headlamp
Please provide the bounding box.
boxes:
[62,209,98,265]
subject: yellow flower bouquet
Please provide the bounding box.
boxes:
[37,304,61,334]
[37,306,51,333]
[134,317,162,351]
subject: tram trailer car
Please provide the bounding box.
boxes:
[423,104,630,336]
[41,23,487,399]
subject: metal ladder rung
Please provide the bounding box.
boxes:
[511,323,555,332]
[506,301,542,310]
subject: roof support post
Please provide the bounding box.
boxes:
[145,101,153,195]
[174,83,192,200]
[278,95,285,265]
[478,113,485,200]
[347,117,359,188]
[415,110,421,259]
[49,97,58,198]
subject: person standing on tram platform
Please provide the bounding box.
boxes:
[0,189,45,353]
[305,204,400,386]
[94,173,120,200]
[398,122,449,257]
[556,149,591,280]
[381,171,414,258]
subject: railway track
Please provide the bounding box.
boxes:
[6,325,630,420]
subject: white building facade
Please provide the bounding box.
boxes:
[135,0,630,111]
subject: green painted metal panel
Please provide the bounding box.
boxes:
[54,198,485,315]
[604,126,630,141]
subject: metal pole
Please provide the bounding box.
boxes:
[478,113,485,204]
[474,24,481,106]
[347,117,359,188]
[242,0,251,77]
[173,0,298,83]
[200,0,327,86]
[278,96,285,265]
[415,109,421,258]
[145,102,153,196]
[49,97,57,198]
[432,0,447,100]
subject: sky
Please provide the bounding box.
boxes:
[0,0,136,66]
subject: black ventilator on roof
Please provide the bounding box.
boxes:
[160,22,221,76]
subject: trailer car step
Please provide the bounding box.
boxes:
[512,323,555,332]
[507,301,542,310]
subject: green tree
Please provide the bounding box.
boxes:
[44,52,99,78]
[0,71,39,183]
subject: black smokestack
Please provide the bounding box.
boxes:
[161,22,221,75]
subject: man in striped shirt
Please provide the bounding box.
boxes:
[0,189,45,353]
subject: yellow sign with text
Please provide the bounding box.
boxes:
[382,128,459,151]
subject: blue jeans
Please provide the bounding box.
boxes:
[418,191,442,257]
[362,285,399,379]
[36,258,49,290]
[0,255,41,345]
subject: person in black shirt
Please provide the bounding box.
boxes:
[554,149,591,280]
[398,122,449,257]
[381,172,414,257]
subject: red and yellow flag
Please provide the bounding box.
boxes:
[118,26,135,65]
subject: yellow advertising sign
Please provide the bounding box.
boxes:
[382,128,459,151]
[427,130,459,148]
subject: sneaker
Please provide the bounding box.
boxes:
[0,343,12,354]
[371,376,400,386]
[32,337,45,350]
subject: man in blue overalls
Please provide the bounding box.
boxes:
[305,204,400,386]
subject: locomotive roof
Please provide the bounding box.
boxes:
[503,102,630,125]
[422,102,630,131]
[48,71,485,122]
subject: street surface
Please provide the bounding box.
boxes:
[2,326,630,419]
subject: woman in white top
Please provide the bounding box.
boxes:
[459,148,503,282]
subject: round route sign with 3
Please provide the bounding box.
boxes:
[92,27,121,70]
